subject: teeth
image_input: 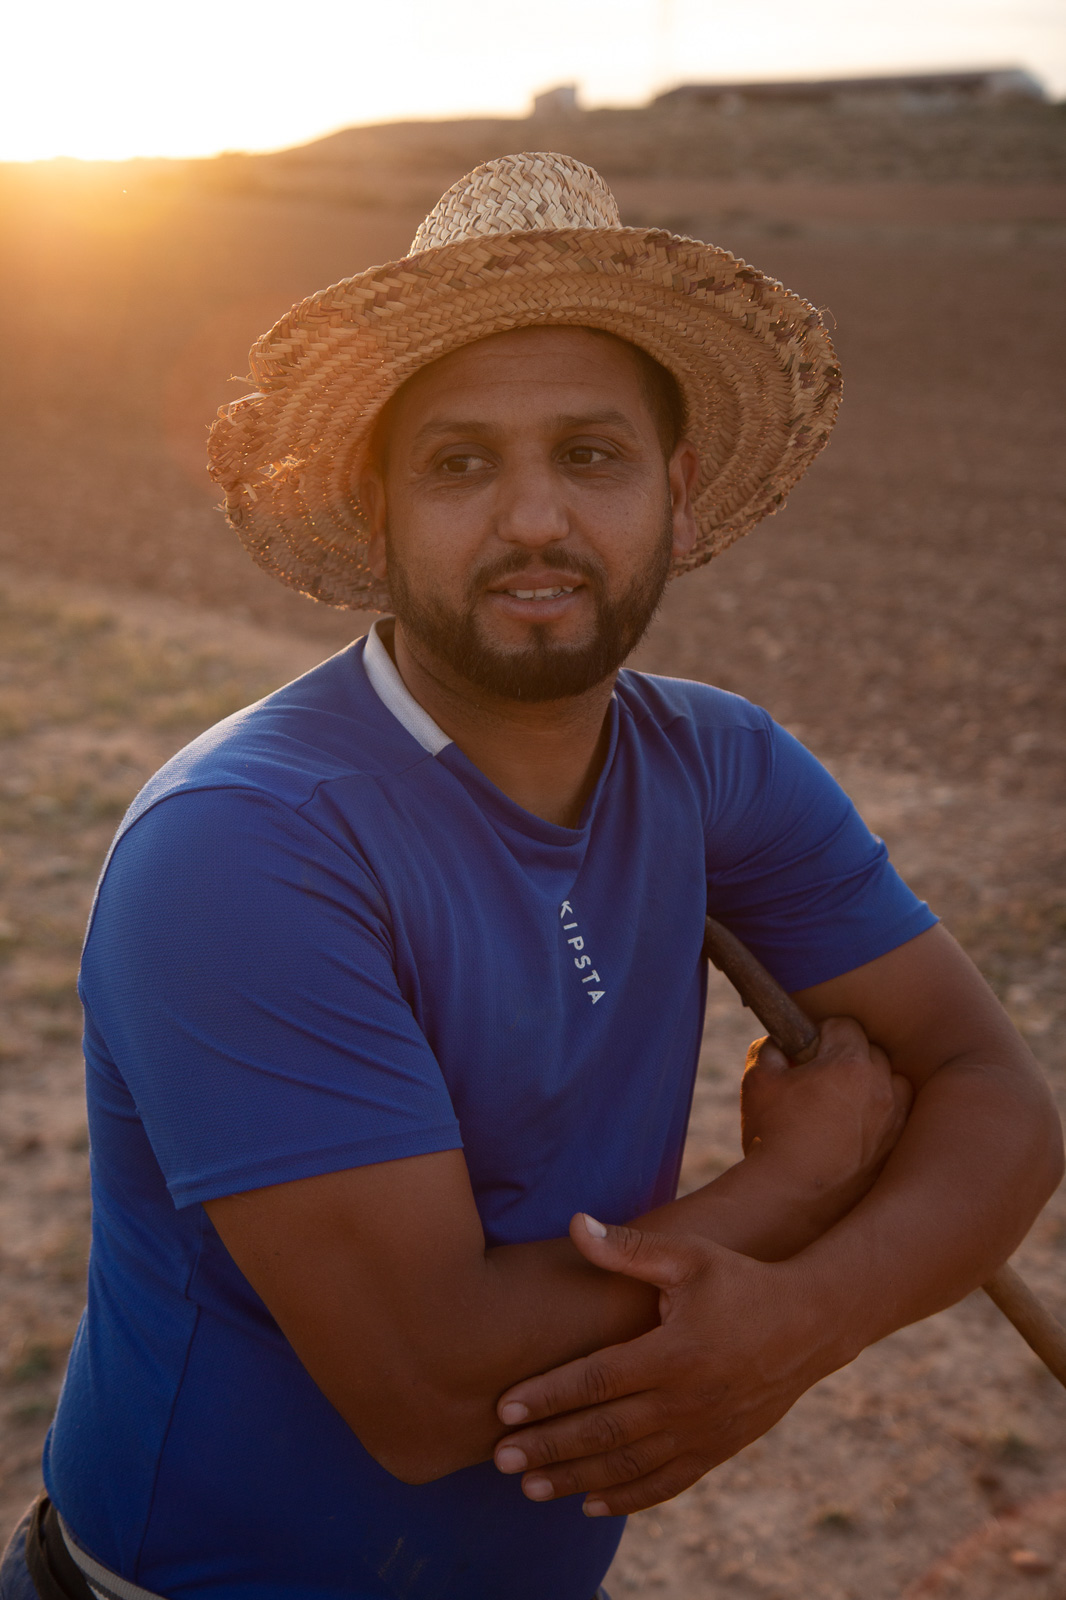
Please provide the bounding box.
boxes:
[507,587,575,599]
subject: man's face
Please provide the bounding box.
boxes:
[364,327,698,702]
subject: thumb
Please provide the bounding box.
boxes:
[744,1033,790,1077]
[569,1212,706,1291]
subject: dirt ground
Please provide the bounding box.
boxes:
[0,115,1064,1596]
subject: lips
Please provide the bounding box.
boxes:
[486,571,585,600]
[505,585,576,600]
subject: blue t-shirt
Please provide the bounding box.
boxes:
[45,626,935,1600]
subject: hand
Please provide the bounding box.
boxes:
[741,1015,912,1228]
[493,1213,843,1516]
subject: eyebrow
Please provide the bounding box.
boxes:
[410,409,644,448]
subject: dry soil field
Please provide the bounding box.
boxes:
[0,107,1064,1597]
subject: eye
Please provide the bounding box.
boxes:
[562,444,611,466]
[439,452,490,476]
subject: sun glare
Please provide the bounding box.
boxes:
[4,0,1060,163]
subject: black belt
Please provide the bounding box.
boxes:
[24,1495,94,1600]
[24,1496,167,1600]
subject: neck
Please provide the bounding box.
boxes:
[386,619,615,828]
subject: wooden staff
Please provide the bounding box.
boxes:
[702,915,1066,1389]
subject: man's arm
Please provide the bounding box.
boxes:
[204,1013,907,1483]
[489,924,1064,1514]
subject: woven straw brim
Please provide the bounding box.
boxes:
[206,227,842,611]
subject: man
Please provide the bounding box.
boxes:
[3,153,1060,1600]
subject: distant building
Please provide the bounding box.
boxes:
[654,68,1047,115]
[532,84,580,118]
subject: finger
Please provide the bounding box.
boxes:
[498,1327,665,1426]
[869,1072,913,1165]
[744,1033,784,1074]
[814,1014,872,1057]
[581,1455,711,1517]
[567,1211,707,1290]
[742,1037,790,1091]
[513,1430,678,1504]
[495,1394,663,1475]
[890,1071,914,1121]
[741,1036,782,1153]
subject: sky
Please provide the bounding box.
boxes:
[4,0,1064,163]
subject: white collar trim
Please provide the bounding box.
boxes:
[362,619,453,756]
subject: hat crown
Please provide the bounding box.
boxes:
[410,151,622,254]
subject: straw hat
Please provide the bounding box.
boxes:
[207,152,842,611]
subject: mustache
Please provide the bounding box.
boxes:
[466,547,606,600]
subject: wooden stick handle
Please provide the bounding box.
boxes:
[983,1263,1066,1387]
[702,916,820,1063]
[702,914,1066,1391]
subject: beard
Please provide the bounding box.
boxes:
[384,511,674,702]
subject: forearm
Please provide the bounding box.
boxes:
[636,1146,848,1261]
[486,1148,836,1367]
[389,1151,845,1479]
[793,1055,1063,1371]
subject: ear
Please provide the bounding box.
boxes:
[360,472,389,582]
[668,440,700,560]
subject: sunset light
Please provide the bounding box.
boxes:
[4,0,1062,163]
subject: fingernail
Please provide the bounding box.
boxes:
[499,1402,529,1425]
[523,1476,554,1501]
[583,1499,610,1517]
[583,1213,608,1238]
[495,1446,528,1474]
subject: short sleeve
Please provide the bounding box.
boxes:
[80,788,463,1208]
[705,716,937,991]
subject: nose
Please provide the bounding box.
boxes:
[494,457,570,549]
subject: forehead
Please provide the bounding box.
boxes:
[386,326,648,421]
